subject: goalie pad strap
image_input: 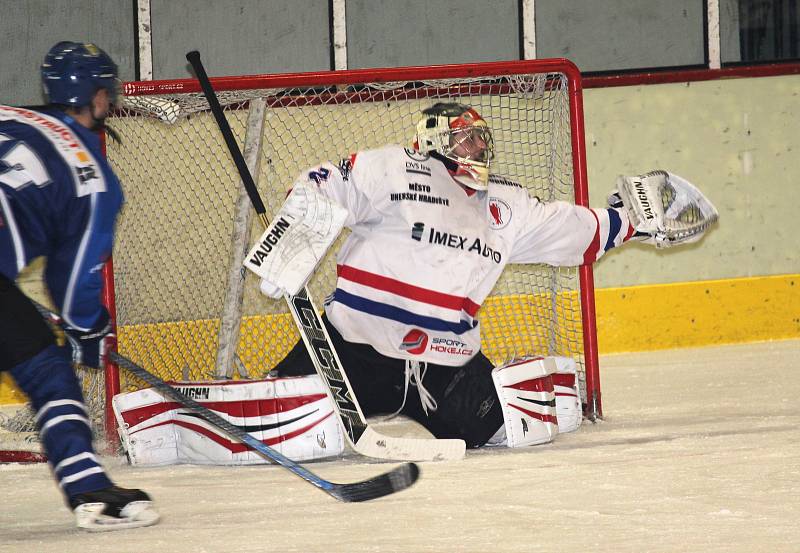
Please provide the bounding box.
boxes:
[552,356,582,433]
[112,375,344,466]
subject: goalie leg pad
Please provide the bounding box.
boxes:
[490,357,558,448]
[552,356,582,433]
[113,374,344,466]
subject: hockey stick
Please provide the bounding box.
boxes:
[185,50,465,462]
[32,301,419,502]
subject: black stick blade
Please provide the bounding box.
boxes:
[329,463,420,502]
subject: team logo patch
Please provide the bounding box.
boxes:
[400,329,428,355]
[488,197,512,229]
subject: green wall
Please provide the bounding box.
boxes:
[583,73,800,287]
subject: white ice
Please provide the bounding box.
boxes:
[1,340,798,553]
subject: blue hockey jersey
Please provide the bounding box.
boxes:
[0,106,123,331]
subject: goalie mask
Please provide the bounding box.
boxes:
[415,103,494,190]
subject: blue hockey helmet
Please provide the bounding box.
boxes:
[41,41,119,107]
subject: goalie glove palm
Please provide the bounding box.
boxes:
[614,170,718,248]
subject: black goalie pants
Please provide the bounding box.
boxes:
[271,315,504,448]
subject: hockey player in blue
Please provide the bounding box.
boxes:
[0,42,158,531]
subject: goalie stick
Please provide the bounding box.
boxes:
[185,50,466,462]
[32,301,419,503]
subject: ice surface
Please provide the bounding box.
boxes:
[1,340,798,552]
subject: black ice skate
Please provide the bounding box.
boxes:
[69,485,159,531]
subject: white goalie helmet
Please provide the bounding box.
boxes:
[414,102,494,190]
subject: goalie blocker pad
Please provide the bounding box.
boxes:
[490,356,582,448]
[112,375,344,466]
[244,182,349,297]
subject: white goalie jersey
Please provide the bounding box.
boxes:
[297,145,633,366]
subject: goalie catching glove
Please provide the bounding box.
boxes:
[244,182,349,298]
[610,170,718,249]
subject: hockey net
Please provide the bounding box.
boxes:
[0,286,113,462]
[0,59,601,461]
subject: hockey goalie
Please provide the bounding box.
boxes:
[117,101,718,465]
[238,101,718,452]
